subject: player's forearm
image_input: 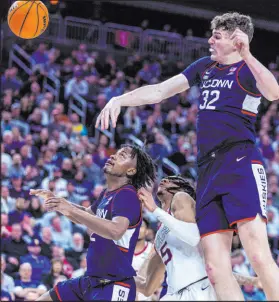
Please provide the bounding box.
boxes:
[244,54,279,101]
[233,272,259,286]
[142,253,165,296]
[116,84,162,107]
[68,206,121,240]
[153,208,200,246]
[64,204,87,225]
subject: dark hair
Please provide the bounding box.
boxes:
[211,12,254,42]
[121,144,156,190]
[162,175,196,200]
[142,217,150,229]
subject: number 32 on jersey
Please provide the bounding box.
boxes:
[199,90,220,110]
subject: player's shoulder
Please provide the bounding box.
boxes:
[115,184,137,195]
[193,56,215,68]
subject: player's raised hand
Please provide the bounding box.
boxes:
[30,189,55,200]
[230,27,251,60]
[45,197,73,216]
[95,97,121,130]
[138,188,157,212]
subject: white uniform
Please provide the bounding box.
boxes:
[154,209,216,301]
[132,241,153,301]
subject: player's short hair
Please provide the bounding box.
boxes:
[163,175,196,200]
[142,217,150,229]
[211,12,254,42]
[121,144,157,190]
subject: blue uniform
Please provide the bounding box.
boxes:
[181,57,267,236]
[50,184,141,301]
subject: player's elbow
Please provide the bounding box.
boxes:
[110,227,126,241]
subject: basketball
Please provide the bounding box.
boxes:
[8,1,49,39]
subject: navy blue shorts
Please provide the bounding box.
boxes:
[49,276,136,301]
[196,142,268,237]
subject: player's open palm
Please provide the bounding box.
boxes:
[138,188,157,212]
[95,97,121,130]
[230,27,250,59]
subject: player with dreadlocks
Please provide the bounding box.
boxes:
[30,144,156,301]
[136,176,261,301]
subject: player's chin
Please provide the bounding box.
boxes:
[210,53,217,61]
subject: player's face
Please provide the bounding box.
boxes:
[208,29,235,62]
[157,178,179,201]
[103,147,137,178]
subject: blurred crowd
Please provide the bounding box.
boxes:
[1,40,279,301]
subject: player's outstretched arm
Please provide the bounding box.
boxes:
[233,272,262,288]
[95,74,189,130]
[138,189,200,246]
[135,251,165,297]
[231,28,279,101]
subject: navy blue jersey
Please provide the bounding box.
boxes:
[181,57,262,162]
[86,184,142,280]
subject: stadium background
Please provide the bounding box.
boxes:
[1,0,279,300]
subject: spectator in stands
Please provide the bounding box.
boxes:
[9,176,29,200]
[20,238,51,282]
[104,79,122,101]
[85,74,100,102]
[20,146,36,168]
[1,67,22,92]
[27,196,43,220]
[60,158,75,180]
[31,43,49,66]
[51,245,74,278]
[64,70,89,99]
[65,233,86,269]
[136,61,153,84]
[1,224,28,276]
[39,227,53,260]
[1,143,12,171]
[1,213,12,239]
[69,169,93,203]
[163,110,181,136]
[149,131,172,161]
[70,113,88,136]
[9,153,25,178]
[1,163,10,188]
[60,57,74,83]
[1,186,15,214]
[231,249,251,276]
[8,198,30,225]
[72,253,87,278]
[42,166,68,196]
[242,284,266,301]
[82,154,103,184]
[49,215,73,250]
[13,262,47,300]
[124,107,142,136]
[27,108,44,135]
[1,255,15,296]
[10,103,30,136]
[42,258,67,290]
[39,99,51,126]
[35,128,49,153]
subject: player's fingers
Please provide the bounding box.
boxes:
[103,108,110,130]
[95,113,101,128]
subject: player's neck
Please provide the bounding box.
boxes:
[135,239,146,254]
[217,53,243,65]
[106,176,130,192]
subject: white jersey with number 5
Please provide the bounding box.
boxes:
[154,219,209,295]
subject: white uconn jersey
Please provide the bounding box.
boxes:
[154,219,208,294]
[132,241,153,272]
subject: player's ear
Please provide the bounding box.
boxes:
[127,168,137,177]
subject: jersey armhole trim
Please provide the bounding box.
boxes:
[236,62,262,97]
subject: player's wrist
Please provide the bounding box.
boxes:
[242,51,253,62]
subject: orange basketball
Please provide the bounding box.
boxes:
[8,1,49,39]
